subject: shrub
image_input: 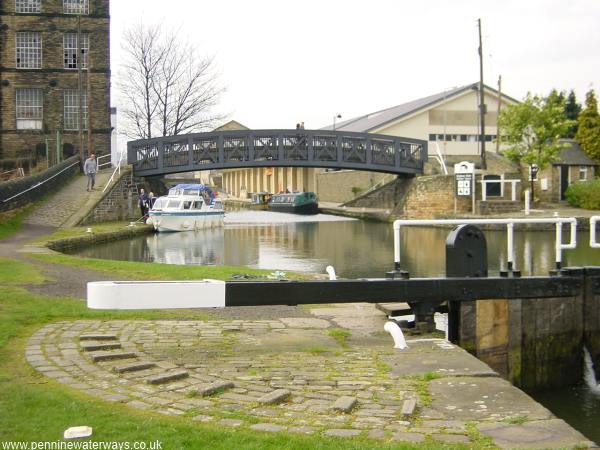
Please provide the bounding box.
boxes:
[565,178,600,209]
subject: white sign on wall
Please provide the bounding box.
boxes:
[454,161,475,197]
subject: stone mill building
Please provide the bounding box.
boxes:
[0,0,111,173]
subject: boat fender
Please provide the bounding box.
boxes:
[145,217,153,225]
[182,221,190,228]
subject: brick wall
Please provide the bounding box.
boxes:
[0,154,79,212]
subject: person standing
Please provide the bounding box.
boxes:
[148,192,156,208]
[138,188,149,218]
[83,153,97,191]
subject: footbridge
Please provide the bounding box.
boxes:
[127,129,427,177]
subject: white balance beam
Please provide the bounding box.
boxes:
[87,280,226,310]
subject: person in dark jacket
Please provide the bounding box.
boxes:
[138,189,149,218]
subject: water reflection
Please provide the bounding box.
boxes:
[68,215,600,278]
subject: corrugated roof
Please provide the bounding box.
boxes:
[322,83,518,132]
[555,139,598,166]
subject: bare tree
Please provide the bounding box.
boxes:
[118,24,225,139]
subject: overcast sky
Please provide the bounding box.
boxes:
[110,0,600,132]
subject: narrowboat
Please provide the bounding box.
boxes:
[268,192,319,215]
[146,184,224,232]
[249,192,272,210]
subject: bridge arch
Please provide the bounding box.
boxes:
[127,129,428,177]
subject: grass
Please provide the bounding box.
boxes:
[405,372,442,408]
[328,328,352,348]
[503,415,529,425]
[30,252,304,281]
[0,204,35,240]
[0,257,47,285]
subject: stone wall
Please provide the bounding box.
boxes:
[79,169,139,225]
[399,175,471,218]
[0,155,79,212]
[343,178,412,210]
[316,170,393,203]
[0,0,111,169]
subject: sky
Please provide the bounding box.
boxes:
[109,0,600,133]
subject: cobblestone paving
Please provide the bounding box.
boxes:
[26,319,474,444]
[24,171,112,228]
[26,318,595,447]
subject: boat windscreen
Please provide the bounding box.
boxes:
[166,200,181,209]
[183,189,201,196]
[152,198,166,210]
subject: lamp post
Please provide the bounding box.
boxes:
[333,113,342,131]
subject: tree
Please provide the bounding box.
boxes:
[498,92,573,200]
[576,90,600,162]
[119,24,225,139]
[564,90,582,138]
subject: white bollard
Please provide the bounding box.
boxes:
[524,189,530,215]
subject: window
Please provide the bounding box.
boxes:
[428,134,437,141]
[579,167,588,181]
[166,200,181,209]
[15,0,41,13]
[63,33,88,69]
[16,88,43,130]
[15,32,42,69]
[63,0,88,14]
[192,201,203,209]
[63,89,87,130]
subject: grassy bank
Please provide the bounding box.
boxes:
[0,259,459,449]
[0,204,35,240]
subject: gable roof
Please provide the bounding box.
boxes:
[555,139,598,166]
[213,120,249,132]
[322,83,519,133]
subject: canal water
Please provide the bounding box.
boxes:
[68,210,600,441]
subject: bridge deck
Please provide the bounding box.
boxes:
[127,129,428,177]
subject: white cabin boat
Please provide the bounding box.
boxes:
[146,184,224,232]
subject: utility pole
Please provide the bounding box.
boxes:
[496,75,502,154]
[86,62,93,157]
[77,15,84,166]
[478,18,487,170]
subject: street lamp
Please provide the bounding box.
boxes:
[333,113,342,131]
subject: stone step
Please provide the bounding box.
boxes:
[89,351,137,363]
[401,398,417,416]
[145,371,189,385]
[199,380,235,397]
[79,334,118,341]
[332,396,358,413]
[81,342,122,352]
[258,389,291,405]
[112,361,157,374]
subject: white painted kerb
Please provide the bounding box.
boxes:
[87,280,226,310]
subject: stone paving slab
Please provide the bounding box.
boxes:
[478,419,593,449]
[24,317,596,448]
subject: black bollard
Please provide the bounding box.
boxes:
[444,224,488,343]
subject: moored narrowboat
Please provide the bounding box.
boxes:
[268,192,319,215]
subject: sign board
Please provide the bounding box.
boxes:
[454,161,475,197]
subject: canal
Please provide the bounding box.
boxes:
[68,210,600,442]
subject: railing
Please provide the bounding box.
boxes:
[101,151,126,193]
[96,153,112,171]
[392,217,578,274]
[0,160,80,204]
[479,176,521,201]
[128,129,428,176]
